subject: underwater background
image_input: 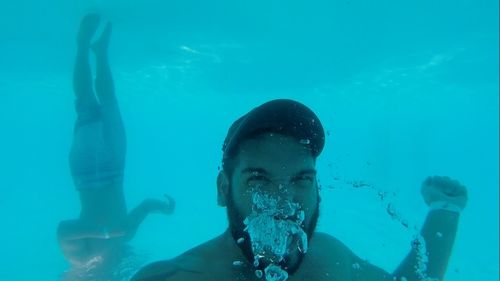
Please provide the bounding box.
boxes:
[0,0,498,280]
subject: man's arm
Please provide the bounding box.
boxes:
[124,194,175,241]
[392,209,459,280]
[352,176,467,281]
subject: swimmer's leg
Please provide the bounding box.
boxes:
[70,14,104,189]
[92,22,116,104]
[74,13,100,109]
[92,22,127,179]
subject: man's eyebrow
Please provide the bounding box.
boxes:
[241,168,269,175]
[296,169,317,176]
[241,168,316,176]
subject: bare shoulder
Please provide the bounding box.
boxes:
[132,236,227,281]
[131,260,175,281]
[310,232,393,281]
[131,259,206,281]
[311,232,355,256]
[307,232,358,270]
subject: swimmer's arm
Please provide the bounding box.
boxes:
[123,201,152,241]
[350,209,459,281]
[124,196,175,241]
[392,209,459,281]
[57,220,125,241]
[354,176,464,281]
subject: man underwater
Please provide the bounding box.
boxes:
[57,14,175,280]
[132,99,467,281]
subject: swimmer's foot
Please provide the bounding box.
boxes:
[91,22,112,57]
[77,13,100,48]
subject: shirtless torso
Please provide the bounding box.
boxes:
[132,230,391,281]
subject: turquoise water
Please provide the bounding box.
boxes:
[0,0,498,280]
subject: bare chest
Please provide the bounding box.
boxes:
[179,260,351,281]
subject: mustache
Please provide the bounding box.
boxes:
[250,191,305,221]
[244,211,309,253]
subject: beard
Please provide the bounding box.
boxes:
[226,189,320,276]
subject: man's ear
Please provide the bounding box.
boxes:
[217,171,230,207]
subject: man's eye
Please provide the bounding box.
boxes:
[247,175,269,184]
[293,175,314,184]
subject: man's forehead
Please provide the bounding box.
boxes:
[237,152,316,175]
[241,167,317,177]
[238,133,314,154]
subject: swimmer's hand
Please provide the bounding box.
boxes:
[144,195,176,214]
[421,176,468,212]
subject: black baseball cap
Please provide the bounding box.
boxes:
[222,99,325,164]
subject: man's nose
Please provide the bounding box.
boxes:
[271,182,298,206]
[271,180,294,196]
